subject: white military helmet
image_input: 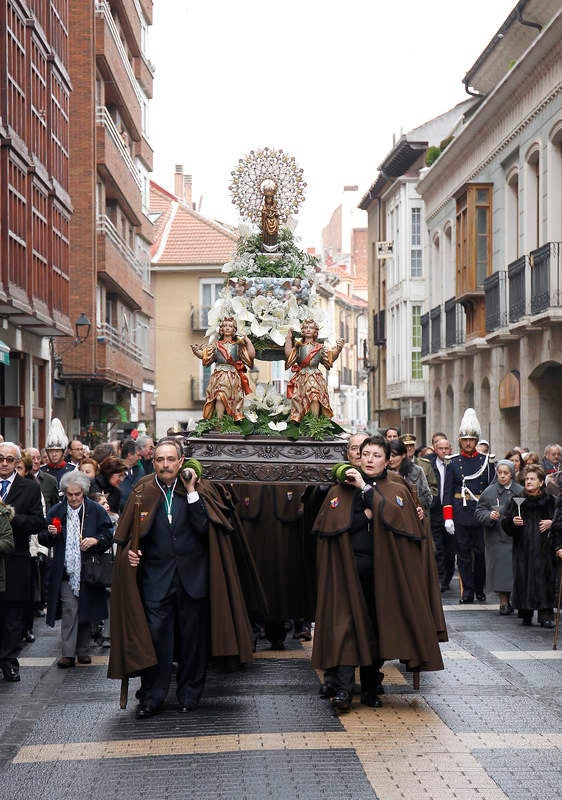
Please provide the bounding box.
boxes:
[458,408,481,440]
[45,417,69,450]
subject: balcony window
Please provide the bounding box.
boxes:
[456,184,492,296]
[410,208,422,277]
[411,305,422,379]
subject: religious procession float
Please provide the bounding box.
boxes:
[185,148,348,483]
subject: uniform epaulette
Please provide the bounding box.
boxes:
[488,454,496,462]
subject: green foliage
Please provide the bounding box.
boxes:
[298,413,341,441]
[193,415,241,435]
[439,135,454,152]
[425,146,441,167]
[230,228,319,280]
[191,410,345,441]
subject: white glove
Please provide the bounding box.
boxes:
[444,519,455,535]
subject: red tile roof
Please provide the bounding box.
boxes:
[150,181,237,265]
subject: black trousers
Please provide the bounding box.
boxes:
[140,573,209,708]
[0,597,24,668]
[455,523,485,598]
[333,552,382,697]
[430,520,456,589]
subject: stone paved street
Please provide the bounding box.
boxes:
[1,588,561,800]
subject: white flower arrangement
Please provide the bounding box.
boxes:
[205,284,331,346]
[244,383,292,425]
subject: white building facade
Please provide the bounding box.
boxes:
[418,2,562,453]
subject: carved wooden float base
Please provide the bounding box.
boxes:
[185,435,348,484]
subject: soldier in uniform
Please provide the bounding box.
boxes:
[399,433,439,501]
[442,409,495,604]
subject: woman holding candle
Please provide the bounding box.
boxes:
[475,460,524,615]
[502,464,557,627]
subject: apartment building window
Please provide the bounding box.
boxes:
[455,183,492,296]
[135,313,151,367]
[30,39,48,165]
[549,129,562,242]
[411,305,422,380]
[506,169,519,263]
[411,208,422,277]
[31,183,49,302]
[525,148,540,251]
[52,203,70,312]
[6,3,26,140]
[200,279,224,329]
[8,157,27,290]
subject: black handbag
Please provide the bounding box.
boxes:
[82,549,114,588]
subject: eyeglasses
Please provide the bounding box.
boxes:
[0,456,17,464]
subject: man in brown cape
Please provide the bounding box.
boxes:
[108,440,255,717]
[311,435,447,710]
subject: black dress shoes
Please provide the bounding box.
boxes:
[476,592,486,602]
[135,703,159,719]
[459,595,474,604]
[2,665,21,682]
[178,700,199,713]
[360,692,382,708]
[318,682,336,699]
[331,690,352,712]
[22,631,35,643]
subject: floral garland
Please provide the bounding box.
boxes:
[205,229,331,349]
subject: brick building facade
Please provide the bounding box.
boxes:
[0,0,73,445]
[56,0,155,443]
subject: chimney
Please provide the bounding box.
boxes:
[174,164,184,200]
[183,174,193,208]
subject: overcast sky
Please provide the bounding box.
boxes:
[149,0,517,250]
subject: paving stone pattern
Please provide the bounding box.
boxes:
[0,588,561,799]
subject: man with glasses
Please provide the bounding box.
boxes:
[0,443,45,681]
[66,440,85,469]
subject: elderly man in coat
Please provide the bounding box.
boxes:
[109,440,255,718]
[0,442,45,681]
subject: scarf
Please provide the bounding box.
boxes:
[64,504,83,597]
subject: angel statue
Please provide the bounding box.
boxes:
[260,179,279,251]
[191,316,255,422]
[284,318,344,423]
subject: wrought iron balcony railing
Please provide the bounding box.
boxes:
[508,255,528,323]
[430,305,441,353]
[484,270,507,331]
[530,242,562,315]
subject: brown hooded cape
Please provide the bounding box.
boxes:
[311,472,447,673]
[108,475,256,680]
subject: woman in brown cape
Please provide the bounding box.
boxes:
[312,435,447,711]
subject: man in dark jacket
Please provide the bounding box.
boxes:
[109,442,256,717]
[119,439,145,511]
[442,410,495,604]
[0,443,45,681]
[28,448,60,509]
[112,440,210,718]
[426,438,456,592]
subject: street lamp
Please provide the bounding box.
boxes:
[50,313,92,374]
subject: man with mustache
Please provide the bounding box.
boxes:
[109,439,256,718]
[113,439,209,717]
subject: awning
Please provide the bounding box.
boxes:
[0,340,10,366]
